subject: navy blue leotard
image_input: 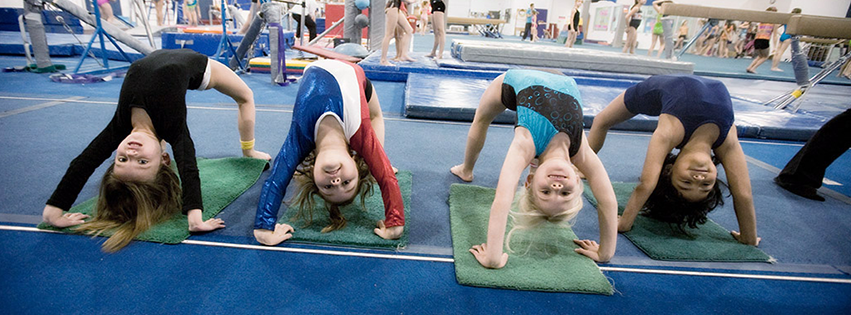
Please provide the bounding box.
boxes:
[623,74,734,149]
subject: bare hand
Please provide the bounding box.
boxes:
[43,205,89,228]
[574,239,608,262]
[373,220,403,240]
[51,213,90,228]
[244,149,272,161]
[469,243,508,269]
[731,230,761,246]
[254,224,295,246]
[188,217,226,232]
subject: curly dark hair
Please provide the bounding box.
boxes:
[641,153,728,233]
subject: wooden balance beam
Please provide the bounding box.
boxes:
[446,17,506,26]
[291,45,362,63]
[786,15,851,39]
[660,3,793,24]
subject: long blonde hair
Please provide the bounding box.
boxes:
[75,164,181,252]
[289,150,375,233]
[505,182,584,254]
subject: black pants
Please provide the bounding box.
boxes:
[522,22,532,40]
[778,109,851,189]
[292,13,317,41]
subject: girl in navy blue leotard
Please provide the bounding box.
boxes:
[253,60,404,246]
[588,74,760,246]
[452,69,618,268]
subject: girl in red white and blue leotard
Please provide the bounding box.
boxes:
[254,60,404,245]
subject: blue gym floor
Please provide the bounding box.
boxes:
[1,32,850,314]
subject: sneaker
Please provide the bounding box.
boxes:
[774,177,825,201]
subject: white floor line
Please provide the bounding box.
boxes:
[3,225,851,284]
[599,266,851,284]
[0,96,86,118]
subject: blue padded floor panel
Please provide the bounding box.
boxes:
[404,72,847,141]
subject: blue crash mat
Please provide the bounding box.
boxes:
[404,72,838,141]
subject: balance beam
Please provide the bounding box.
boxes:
[292,45,361,63]
[786,15,851,39]
[446,17,506,26]
[660,3,793,24]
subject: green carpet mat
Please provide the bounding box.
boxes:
[38,157,268,244]
[583,182,771,262]
[278,171,412,249]
[449,183,613,295]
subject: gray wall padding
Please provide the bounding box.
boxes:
[450,40,693,75]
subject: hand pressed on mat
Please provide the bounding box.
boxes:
[254,223,295,246]
[374,220,403,240]
[187,209,225,232]
[469,243,508,269]
[42,205,90,228]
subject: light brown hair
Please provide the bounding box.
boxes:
[75,164,181,252]
[289,150,376,233]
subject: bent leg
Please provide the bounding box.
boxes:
[396,12,415,61]
[588,92,636,153]
[778,109,851,190]
[451,74,508,181]
[380,8,399,65]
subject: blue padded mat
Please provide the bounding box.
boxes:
[404,72,841,141]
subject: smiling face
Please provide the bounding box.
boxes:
[528,158,582,217]
[670,152,718,202]
[113,132,166,182]
[313,149,360,204]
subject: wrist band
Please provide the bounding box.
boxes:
[240,139,255,150]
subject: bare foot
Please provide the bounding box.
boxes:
[450,164,473,182]
[425,53,435,58]
[770,68,783,72]
[380,60,394,66]
[746,69,756,74]
[401,55,416,62]
[434,54,443,60]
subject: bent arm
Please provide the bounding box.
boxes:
[351,121,405,227]
[482,132,535,266]
[366,83,386,147]
[47,117,124,211]
[207,59,267,158]
[620,128,674,232]
[170,128,203,213]
[715,130,759,245]
[254,124,312,231]
[573,135,617,262]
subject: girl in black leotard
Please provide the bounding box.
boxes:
[622,0,645,54]
[41,49,271,252]
[426,0,446,59]
[565,0,583,48]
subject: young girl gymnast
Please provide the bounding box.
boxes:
[451,69,618,268]
[42,49,272,252]
[380,0,415,66]
[587,74,760,246]
[253,59,404,246]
